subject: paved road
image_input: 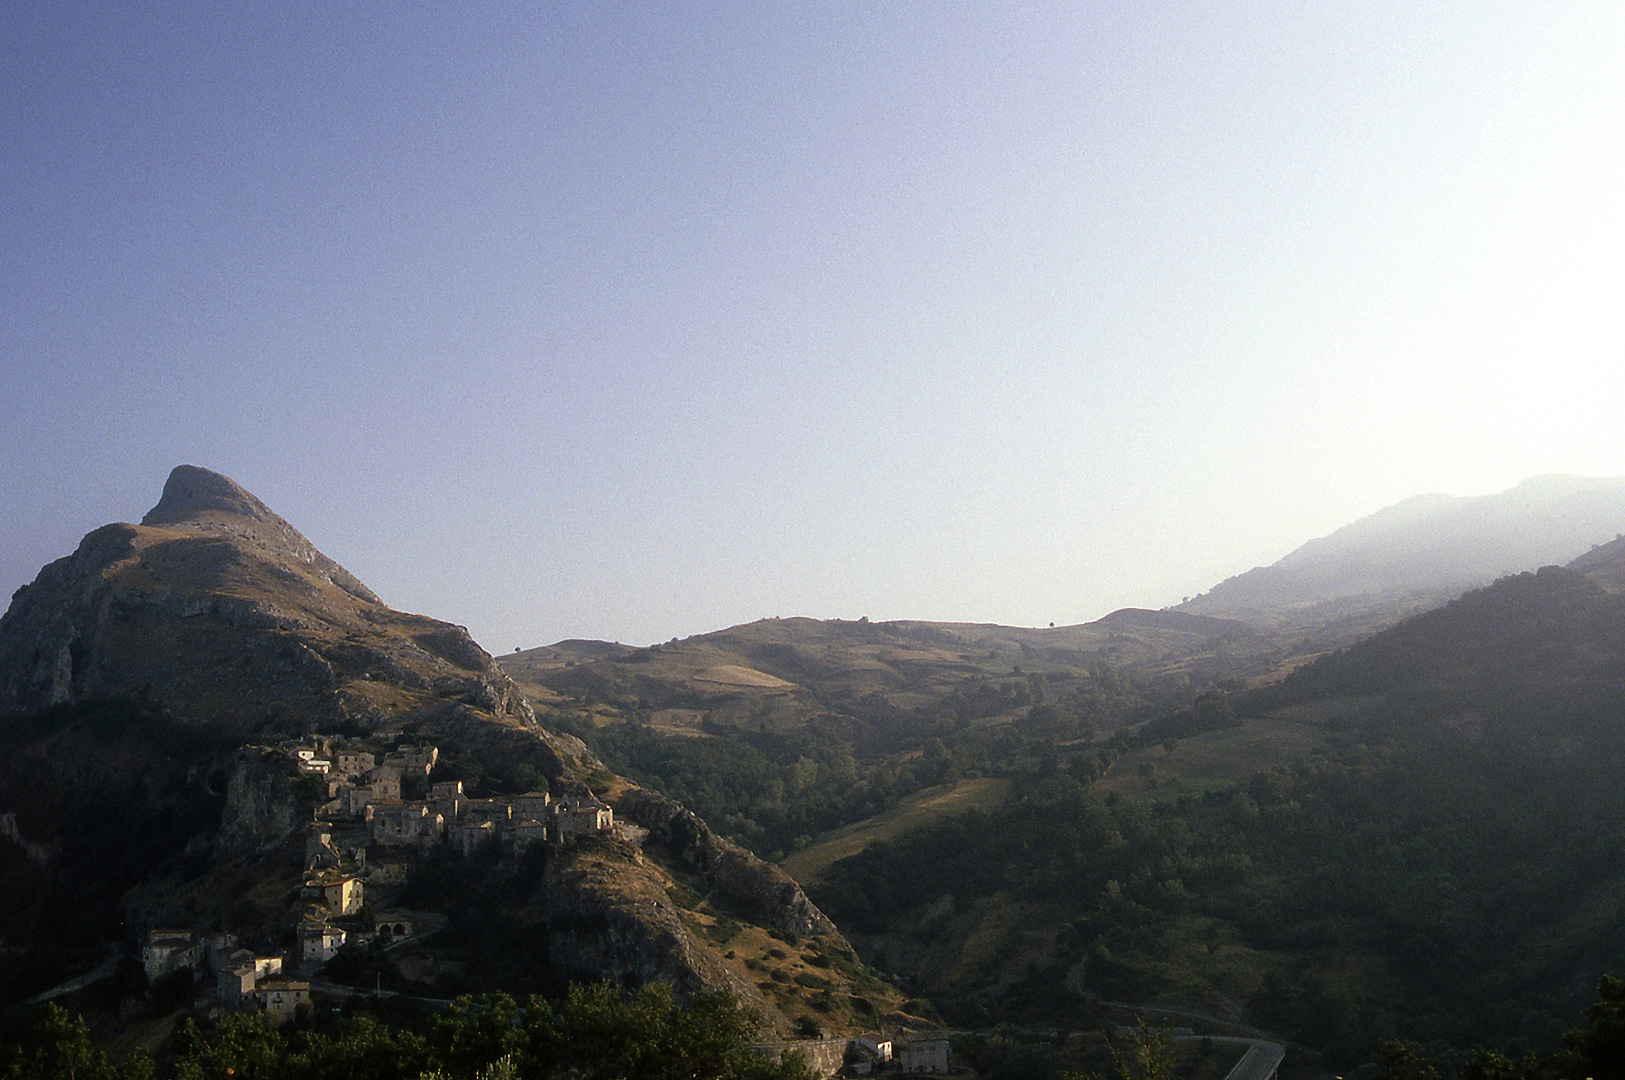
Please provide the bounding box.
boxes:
[1200,1037,1286,1080]
[23,951,122,1005]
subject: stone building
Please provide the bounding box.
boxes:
[383,745,438,777]
[896,1035,952,1074]
[143,929,201,984]
[298,920,346,964]
[555,795,613,842]
[450,819,497,855]
[512,791,552,821]
[333,750,375,778]
[428,780,465,821]
[257,979,309,1025]
[318,874,364,916]
[369,802,444,847]
[502,817,550,854]
[464,799,512,826]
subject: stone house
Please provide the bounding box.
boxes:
[339,783,373,816]
[383,745,438,777]
[555,795,613,842]
[365,860,411,886]
[366,770,402,801]
[333,750,375,778]
[143,929,202,984]
[298,921,346,964]
[450,819,497,856]
[428,780,465,821]
[201,933,241,972]
[896,1035,951,1074]
[464,799,511,826]
[320,874,364,917]
[512,791,552,821]
[339,773,401,816]
[257,979,309,1025]
[217,955,283,1007]
[218,964,258,1006]
[369,802,444,847]
[502,818,550,854]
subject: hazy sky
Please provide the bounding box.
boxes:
[5,3,1624,650]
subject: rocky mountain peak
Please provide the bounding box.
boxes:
[138,465,382,606]
[141,464,282,528]
[0,466,524,735]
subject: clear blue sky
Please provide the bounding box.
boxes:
[4,2,1624,650]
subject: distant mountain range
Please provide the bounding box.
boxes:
[1177,474,1625,631]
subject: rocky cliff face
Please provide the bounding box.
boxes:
[218,747,311,854]
[616,787,844,942]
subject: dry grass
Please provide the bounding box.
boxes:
[692,664,795,690]
[781,778,1011,885]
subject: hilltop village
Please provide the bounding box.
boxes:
[144,734,616,1022]
[137,734,955,1075]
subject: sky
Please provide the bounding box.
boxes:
[4,2,1625,651]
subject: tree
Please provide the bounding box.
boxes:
[0,1004,152,1080]
[1560,974,1625,1080]
[1064,1018,1177,1080]
[172,1014,286,1080]
[1376,1041,1441,1080]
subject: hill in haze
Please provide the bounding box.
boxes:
[1177,474,1625,634]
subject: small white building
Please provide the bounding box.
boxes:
[855,1033,893,1066]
